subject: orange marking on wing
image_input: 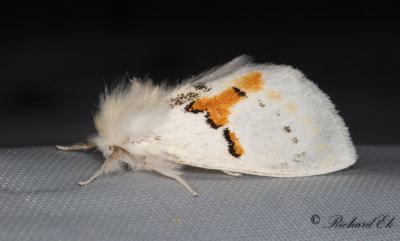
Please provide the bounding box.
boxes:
[235,71,264,92]
[285,102,297,113]
[228,131,244,156]
[188,87,243,127]
[313,127,321,134]
[305,116,313,125]
[187,72,264,127]
[266,90,282,100]
[185,72,264,158]
[315,142,328,152]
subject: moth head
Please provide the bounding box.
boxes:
[107,145,134,159]
[91,79,169,158]
[108,145,127,154]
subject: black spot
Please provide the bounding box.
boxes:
[194,82,205,90]
[223,128,241,158]
[294,152,306,162]
[206,114,221,129]
[232,86,246,97]
[194,82,212,92]
[170,92,200,108]
[185,101,201,113]
[185,101,221,129]
[291,137,298,143]
[258,99,266,107]
[283,126,292,133]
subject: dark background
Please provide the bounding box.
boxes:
[1,2,399,147]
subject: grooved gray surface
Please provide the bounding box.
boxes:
[0,146,399,240]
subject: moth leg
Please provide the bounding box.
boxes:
[222,170,242,178]
[78,152,120,186]
[56,142,96,151]
[145,162,198,197]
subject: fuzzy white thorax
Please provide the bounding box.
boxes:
[90,79,182,173]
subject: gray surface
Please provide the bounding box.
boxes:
[0,145,399,241]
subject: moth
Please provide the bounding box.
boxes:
[57,56,357,196]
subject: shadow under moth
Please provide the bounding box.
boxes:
[57,56,357,196]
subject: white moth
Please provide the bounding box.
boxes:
[57,56,357,196]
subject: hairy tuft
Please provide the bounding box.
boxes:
[94,78,170,145]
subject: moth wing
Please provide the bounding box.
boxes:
[186,55,253,85]
[157,60,356,177]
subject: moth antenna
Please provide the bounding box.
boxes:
[56,142,96,151]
